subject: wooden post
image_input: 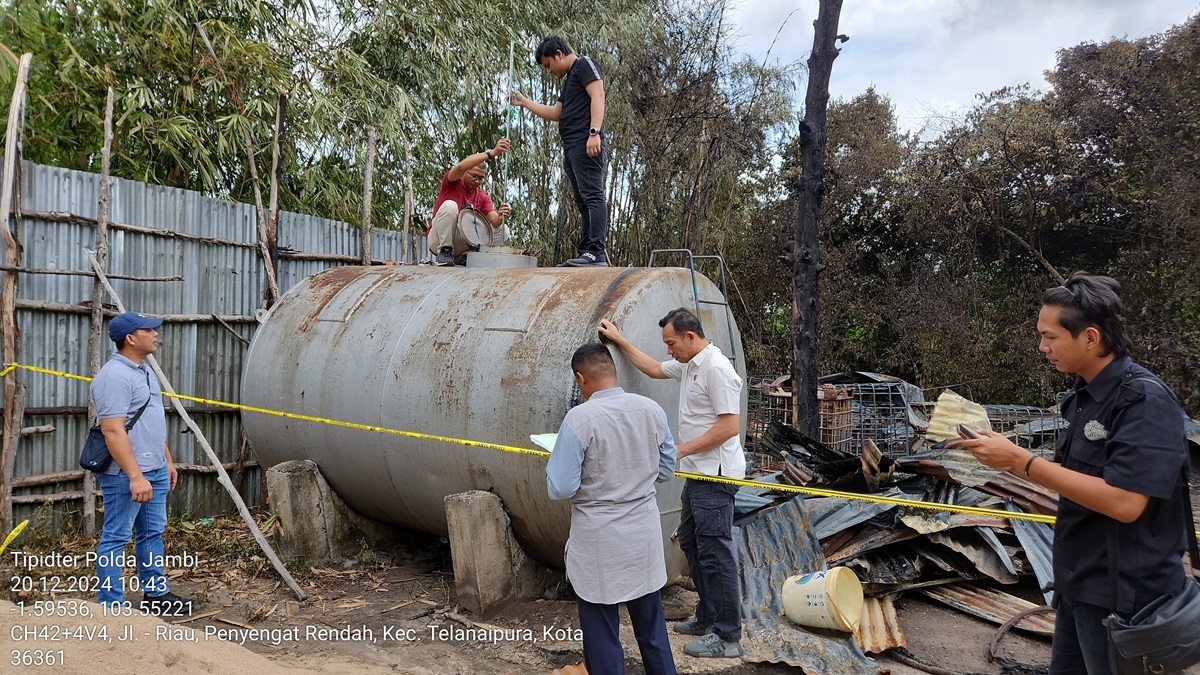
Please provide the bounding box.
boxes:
[86,250,306,601]
[1,384,25,531]
[791,1,845,438]
[194,23,279,308]
[401,132,413,264]
[361,127,377,266]
[83,87,116,536]
[0,53,32,533]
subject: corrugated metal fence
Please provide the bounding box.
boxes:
[7,160,426,531]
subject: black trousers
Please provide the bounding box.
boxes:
[1049,596,1113,674]
[562,138,608,254]
[576,589,676,675]
[678,479,742,642]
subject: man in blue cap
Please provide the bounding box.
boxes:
[91,312,193,616]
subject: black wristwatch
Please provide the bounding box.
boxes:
[486,149,493,160]
[588,128,600,136]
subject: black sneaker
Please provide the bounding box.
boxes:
[563,251,607,267]
[140,591,194,617]
[435,247,455,267]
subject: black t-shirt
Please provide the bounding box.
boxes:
[1052,356,1189,615]
[558,56,603,145]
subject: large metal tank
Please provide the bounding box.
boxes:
[241,265,747,570]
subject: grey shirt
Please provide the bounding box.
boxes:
[91,354,167,475]
[547,387,676,604]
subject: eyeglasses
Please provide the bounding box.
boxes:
[467,173,487,181]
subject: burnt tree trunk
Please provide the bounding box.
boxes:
[792,0,845,437]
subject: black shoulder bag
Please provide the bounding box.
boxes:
[1103,376,1200,674]
[79,369,153,473]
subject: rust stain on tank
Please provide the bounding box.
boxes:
[296,266,370,334]
[587,268,666,327]
[537,269,625,317]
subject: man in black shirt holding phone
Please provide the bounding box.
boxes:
[510,36,609,267]
[952,272,1189,674]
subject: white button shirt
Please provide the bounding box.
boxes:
[661,343,746,479]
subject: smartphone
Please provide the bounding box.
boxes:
[957,424,979,440]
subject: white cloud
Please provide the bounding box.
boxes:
[727,0,1200,131]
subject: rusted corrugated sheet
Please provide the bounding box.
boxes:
[804,493,900,540]
[926,527,1018,584]
[735,497,878,673]
[826,523,920,566]
[1007,502,1055,603]
[857,595,905,654]
[844,548,922,589]
[918,583,1054,637]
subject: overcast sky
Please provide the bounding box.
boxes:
[727,0,1200,132]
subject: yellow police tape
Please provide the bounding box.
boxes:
[7,362,1200,538]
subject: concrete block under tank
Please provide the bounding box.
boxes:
[240,265,747,575]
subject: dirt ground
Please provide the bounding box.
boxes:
[0,511,1068,675]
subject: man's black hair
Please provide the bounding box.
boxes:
[1041,271,1131,359]
[572,342,615,377]
[658,307,705,339]
[536,36,573,62]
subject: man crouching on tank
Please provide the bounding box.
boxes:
[426,139,513,266]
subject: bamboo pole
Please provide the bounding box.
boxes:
[0,53,31,534]
[210,314,250,346]
[15,299,256,323]
[401,133,414,264]
[12,490,77,505]
[83,87,116,536]
[277,252,389,264]
[12,469,82,488]
[17,210,258,248]
[267,94,285,259]
[360,127,377,266]
[0,266,182,281]
[85,250,306,600]
[194,23,280,308]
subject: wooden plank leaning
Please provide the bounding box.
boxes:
[85,250,307,601]
[0,53,32,533]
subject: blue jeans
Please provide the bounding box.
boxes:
[95,467,170,606]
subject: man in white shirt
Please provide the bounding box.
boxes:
[597,308,744,659]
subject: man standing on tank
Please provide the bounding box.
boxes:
[509,36,609,267]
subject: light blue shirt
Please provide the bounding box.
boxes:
[547,387,676,499]
[545,386,678,604]
[90,354,168,475]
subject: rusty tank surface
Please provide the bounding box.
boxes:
[241,265,747,570]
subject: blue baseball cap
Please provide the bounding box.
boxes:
[108,312,164,342]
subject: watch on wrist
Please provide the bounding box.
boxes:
[589,128,600,137]
[486,149,493,160]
